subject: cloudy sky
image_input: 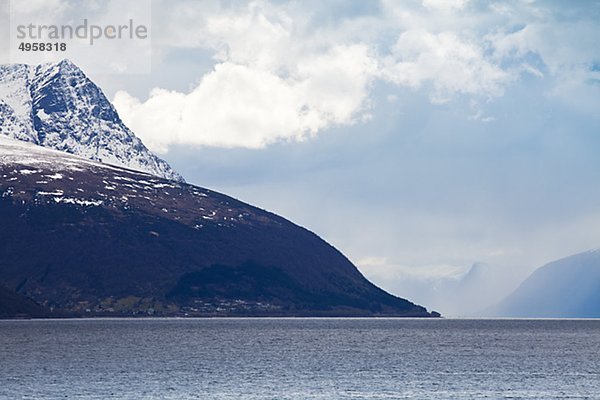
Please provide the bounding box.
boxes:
[5,0,600,313]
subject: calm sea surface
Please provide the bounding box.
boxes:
[1,318,600,399]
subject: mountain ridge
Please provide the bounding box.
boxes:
[0,59,181,181]
[0,59,438,318]
[0,135,437,317]
[490,249,600,317]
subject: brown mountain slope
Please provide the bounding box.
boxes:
[0,136,437,317]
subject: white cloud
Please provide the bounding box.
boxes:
[10,0,68,15]
[111,0,599,152]
[488,20,600,78]
[201,3,295,72]
[115,1,510,152]
[115,44,377,152]
[381,30,511,102]
[422,0,469,12]
[112,1,384,152]
[468,99,495,122]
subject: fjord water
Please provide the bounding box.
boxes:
[1,319,599,399]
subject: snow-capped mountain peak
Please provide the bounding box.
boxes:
[0,59,182,181]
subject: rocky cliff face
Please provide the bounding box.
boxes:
[0,59,181,181]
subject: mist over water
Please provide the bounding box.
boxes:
[368,262,533,317]
[2,318,600,399]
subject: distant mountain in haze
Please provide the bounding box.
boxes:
[441,262,526,316]
[382,262,529,317]
[490,249,600,317]
[0,59,181,181]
